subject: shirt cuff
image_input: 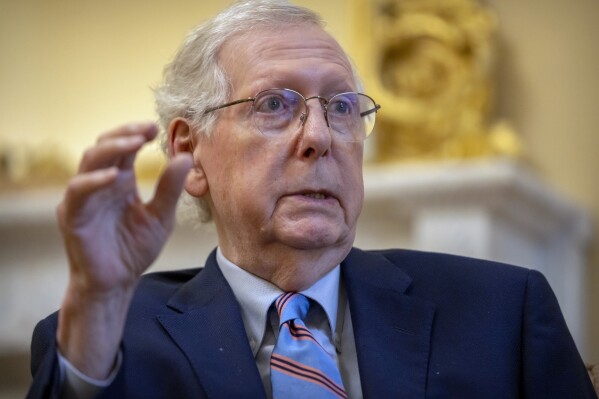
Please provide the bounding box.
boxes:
[57,349,122,398]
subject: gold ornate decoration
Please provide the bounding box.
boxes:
[351,0,523,162]
[0,144,74,189]
[0,143,164,189]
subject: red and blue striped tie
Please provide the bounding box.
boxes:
[270,292,347,398]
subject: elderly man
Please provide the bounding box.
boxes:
[28,1,595,398]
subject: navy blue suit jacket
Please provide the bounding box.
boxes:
[28,248,596,398]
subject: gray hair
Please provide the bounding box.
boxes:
[154,0,360,223]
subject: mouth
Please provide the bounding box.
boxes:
[302,192,328,200]
[278,189,341,213]
[293,189,338,202]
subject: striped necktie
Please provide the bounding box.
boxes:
[270,292,347,399]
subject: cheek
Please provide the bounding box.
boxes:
[346,179,364,219]
[347,151,364,183]
[208,147,281,218]
[342,151,365,216]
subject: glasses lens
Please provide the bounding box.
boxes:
[252,89,304,135]
[327,93,378,142]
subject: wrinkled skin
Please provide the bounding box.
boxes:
[173,25,364,290]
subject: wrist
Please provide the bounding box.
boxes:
[57,281,135,379]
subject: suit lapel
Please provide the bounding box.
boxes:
[342,248,436,398]
[157,250,266,399]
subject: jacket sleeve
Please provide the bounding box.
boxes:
[521,269,597,398]
[27,312,129,399]
[27,313,63,399]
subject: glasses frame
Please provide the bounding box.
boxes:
[203,88,381,141]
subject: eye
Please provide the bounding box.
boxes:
[255,94,287,114]
[329,94,357,116]
[334,101,349,114]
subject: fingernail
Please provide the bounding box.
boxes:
[130,122,156,132]
[119,135,145,147]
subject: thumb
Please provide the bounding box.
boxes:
[147,153,194,225]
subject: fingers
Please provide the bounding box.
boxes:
[62,121,191,232]
[79,123,157,173]
[147,153,194,226]
[62,122,158,228]
[57,167,119,228]
[96,122,158,144]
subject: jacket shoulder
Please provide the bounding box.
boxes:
[368,247,532,279]
[354,248,539,303]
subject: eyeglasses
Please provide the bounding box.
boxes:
[203,88,381,142]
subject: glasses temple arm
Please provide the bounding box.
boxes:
[204,98,255,114]
[360,104,381,117]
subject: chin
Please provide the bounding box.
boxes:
[277,223,351,251]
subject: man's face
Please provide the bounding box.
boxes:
[193,24,364,266]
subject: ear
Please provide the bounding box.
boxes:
[167,117,209,198]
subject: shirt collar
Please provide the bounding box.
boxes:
[216,247,341,356]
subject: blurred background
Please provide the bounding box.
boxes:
[1,0,597,396]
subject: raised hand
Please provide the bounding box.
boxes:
[56,122,193,379]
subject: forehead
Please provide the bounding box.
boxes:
[219,24,356,95]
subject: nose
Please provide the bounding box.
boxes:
[296,100,332,159]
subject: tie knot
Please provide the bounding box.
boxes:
[274,292,310,325]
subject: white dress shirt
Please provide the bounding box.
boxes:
[216,248,362,398]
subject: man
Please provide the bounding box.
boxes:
[28,1,596,398]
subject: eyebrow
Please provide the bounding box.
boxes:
[247,73,355,98]
[247,84,357,99]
